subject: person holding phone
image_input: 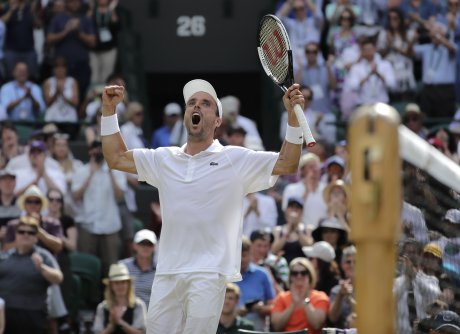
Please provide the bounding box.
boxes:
[71,140,127,276]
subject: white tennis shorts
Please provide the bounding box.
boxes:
[146,272,227,334]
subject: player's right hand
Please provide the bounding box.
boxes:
[102,85,124,110]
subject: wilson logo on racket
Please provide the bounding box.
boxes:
[261,30,284,66]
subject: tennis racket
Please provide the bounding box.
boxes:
[257,14,316,147]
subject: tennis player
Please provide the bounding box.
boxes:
[100,79,305,334]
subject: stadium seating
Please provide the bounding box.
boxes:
[237,329,308,334]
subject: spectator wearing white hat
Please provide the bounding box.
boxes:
[151,102,182,149]
[119,229,157,308]
[93,263,147,334]
[220,95,263,149]
[303,241,339,294]
[402,103,428,139]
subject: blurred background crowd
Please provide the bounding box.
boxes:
[0,0,459,333]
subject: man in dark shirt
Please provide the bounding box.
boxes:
[46,0,96,101]
[0,215,63,334]
[217,283,255,334]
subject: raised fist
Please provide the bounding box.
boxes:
[102,85,124,111]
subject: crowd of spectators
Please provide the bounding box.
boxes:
[0,0,458,333]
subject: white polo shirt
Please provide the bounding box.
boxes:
[133,140,279,282]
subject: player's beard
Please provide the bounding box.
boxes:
[185,118,213,142]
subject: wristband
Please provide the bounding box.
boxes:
[285,125,303,144]
[101,114,120,136]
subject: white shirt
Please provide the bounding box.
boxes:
[133,140,279,282]
[10,156,66,195]
[121,121,146,150]
[71,164,127,234]
[346,55,396,105]
[281,181,327,229]
[401,202,429,244]
[242,192,278,237]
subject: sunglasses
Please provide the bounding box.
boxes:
[25,199,42,205]
[291,270,309,277]
[340,16,352,21]
[17,229,37,236]
[345,260,356,265]
[306,49,318,54]
[48,197,63,203]
[138,240,154,247]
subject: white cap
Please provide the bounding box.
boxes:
[134,229,157,244]
[183,79,222,118]
[164,102,182,116]
[302,241,336,262]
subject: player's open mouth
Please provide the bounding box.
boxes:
[192,113,201,125]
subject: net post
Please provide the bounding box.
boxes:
[348,103,401,334]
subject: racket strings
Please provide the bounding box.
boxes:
[259,19,290,84]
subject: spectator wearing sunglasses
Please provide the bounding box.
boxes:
[271,257,329,334]
[0,215,63,334]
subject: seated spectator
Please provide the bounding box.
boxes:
[0,0,38,79]
[82,73,128,122]
[217,283,255,334]
[71,140,126,275]
[322,155,346,183]
[0,122,24,169]
[377,8,417,100]
[272,197,312,265]
[250,229,289,290]
[296,41,336,115]
[119,229,157,309]
[151,102,182,148]
[85,110,102,145]
[415,23,457,119]
[280,86,337,145]
[417,310,460,334]
[325,0,360,39]
[303,241,339,294]
[226,126,246,147]
[322,179,350,231]
[45,188,76,314]
[271,257,329,333]
[0,168,20,228]
[93,263,147,334]
[121,102,148,149]
[9,140,66,197]
[282,152,327,229]
[50,133,83,216]
[3,185,63,254]
[328,245,357,328]
[276,0,323,72]
[0,215,63,334]
[312,217,348,262]
[220,95,263,147]
[242,192,278,238]
[43,57,79,127]
[46,0,96,102]
[394,239,441,333]
[345,36,396,107]
[327,7,359,107]
[236,236,275,331]
[403,103,428,139]
[0,62,45,121]
[89,0,120,86]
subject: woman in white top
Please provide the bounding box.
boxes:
[43,57,80,123]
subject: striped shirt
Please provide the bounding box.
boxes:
[119,257,156,308]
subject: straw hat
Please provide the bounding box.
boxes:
[323,179,349,202]
[103,263,132,284]
[17,185,48,211]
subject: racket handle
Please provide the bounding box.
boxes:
[293,104,316,147]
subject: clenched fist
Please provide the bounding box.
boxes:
[102,85,124,116]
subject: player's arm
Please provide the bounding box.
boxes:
[272,84,303,175]
[100,86,137,174]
